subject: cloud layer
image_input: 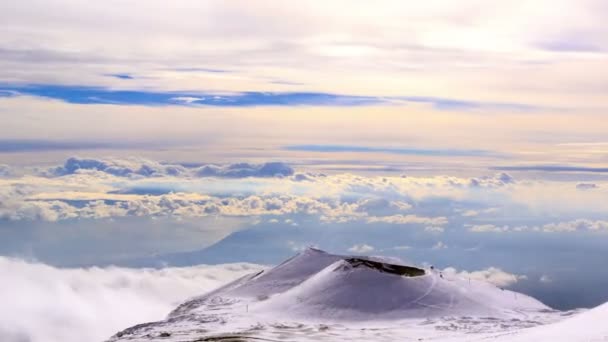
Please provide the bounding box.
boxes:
[0,257,263,342]
[2,157,608,231]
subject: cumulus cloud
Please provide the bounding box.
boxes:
[468,172,515,188]
[442,266,527,287]
[0,257,263,342]
[541,219,608,233]
[195,162,294,178]
[49,157,184,177]
[48,157,293,179]
[347,244,375,254]
[2,157,608,240]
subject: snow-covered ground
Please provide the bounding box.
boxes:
[108,248,606,342]
[493,302,608,341]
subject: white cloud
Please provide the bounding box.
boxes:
[348,244,375,254]
[443,266,527,287]
[48,157,294,179]
[542,219,608,233]
[461,210,480,217]
[540,274,553,284]
[366,214,448,226]
[466,220,608,234]
[432,241,448,250]
[2,158,608,238]
[469,224,510,233]
[0,257,263,342]
[460,207,498,217]
[287,241,316,252]
[170,96,204,104]
[424,226,445,233]
[1,0,606,113]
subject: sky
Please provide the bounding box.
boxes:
[1,1,608,341]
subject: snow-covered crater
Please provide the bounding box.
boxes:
[107,248,602,342]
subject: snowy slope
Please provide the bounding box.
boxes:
[107,248,584,342]
[494,302,608,341]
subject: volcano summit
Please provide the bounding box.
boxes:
[107,248,600,341]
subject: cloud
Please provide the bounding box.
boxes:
[424,226,445,233]
[2,157,608,236]
[287,241,316,252]
[541,219,608,233]
[0,164,13,177]
[285,144,497,157]
[468,224,510,233]
[461,210,480,217]
[442,266,527,287]
[366,214,448,226]
[468,172,515,187]
[493,165,608,173]
[466,220,608,234]
[49,157,293,178]
[537,36,604,53]
[0,140,136,153]
[195,162,294,178]
[347,244,375,254]
[0,257,263,342]
[576,183,598,190]
[399,96,540,112]
[460,208,499,217]
[0,190,418,223]
[432,241,448,250]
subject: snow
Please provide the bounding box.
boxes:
[107,248,606,342]
[494,302,608,341]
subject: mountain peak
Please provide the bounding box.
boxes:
[108,249,552,341]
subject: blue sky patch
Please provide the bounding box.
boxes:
[0,84,384,107]
[106,74,135,80]
[0,83,541,111]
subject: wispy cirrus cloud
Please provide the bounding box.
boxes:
[285,144,500,157]
[0,139,146,153]
[494,165,608,173]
